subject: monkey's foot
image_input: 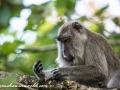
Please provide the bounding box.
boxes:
[51,69,62,80]
[33,60,45,82]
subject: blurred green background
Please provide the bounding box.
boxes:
[0,0,120,77]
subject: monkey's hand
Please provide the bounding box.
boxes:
[51,69,62,80]
[33,60,45,82]
[98,82,106,88]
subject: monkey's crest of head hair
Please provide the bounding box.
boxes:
[58,21,86,36]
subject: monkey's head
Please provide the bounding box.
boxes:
[56,21,87,63]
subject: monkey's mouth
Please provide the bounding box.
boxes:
[63,55,74,61]
[62,43,74,61]
[62,51,74,61]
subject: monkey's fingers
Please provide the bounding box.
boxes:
[38,66,43,71]
[35,63,43,74]
[54,72,62,79]
[98,82,106,88]
[51,69,62,79]
[34,60,41,68]
[51,69,58,73]
[33,60,41,73]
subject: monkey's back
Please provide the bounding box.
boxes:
[86,29,120,83]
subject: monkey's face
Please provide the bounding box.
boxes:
[56,21,86,61]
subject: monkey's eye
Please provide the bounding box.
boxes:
[63,39,69,43]
[72,21,82,30]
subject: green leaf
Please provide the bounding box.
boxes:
[79,16,87,22]
[95,5,109,16]
[0,6,10,28]
[110,32,120,39]
[113,17,120,26]
[89,23,105,34]
[0,40,23,55]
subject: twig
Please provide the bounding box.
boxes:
[18,40,120,53]
[109,40,120,46]
[19,44,57,53]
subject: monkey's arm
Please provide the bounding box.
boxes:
[33,60,106,83]
[53,65,105,81]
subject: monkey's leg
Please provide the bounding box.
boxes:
[107,70,120,89]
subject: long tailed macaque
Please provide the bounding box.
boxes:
[33,21,120,89]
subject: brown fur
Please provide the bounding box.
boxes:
[56,21,120,87]
[33,21,120,88]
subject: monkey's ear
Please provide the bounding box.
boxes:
[72,21,82,31]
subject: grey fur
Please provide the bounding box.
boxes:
[33,21,120,89]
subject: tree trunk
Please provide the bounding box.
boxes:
[0,71,117,90]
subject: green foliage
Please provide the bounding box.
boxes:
[0,40,23,56]
[0,75,17,90]
[0,0,120,79]
[0,6,10,28]
[0,0,24,29]
[95,5,109,16]
[113,17,120,26]
[55,0,75,16]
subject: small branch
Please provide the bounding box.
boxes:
[19,44,57,53]
[108,40,120,46]
[18,40,120,53]
[0,71,117,90]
